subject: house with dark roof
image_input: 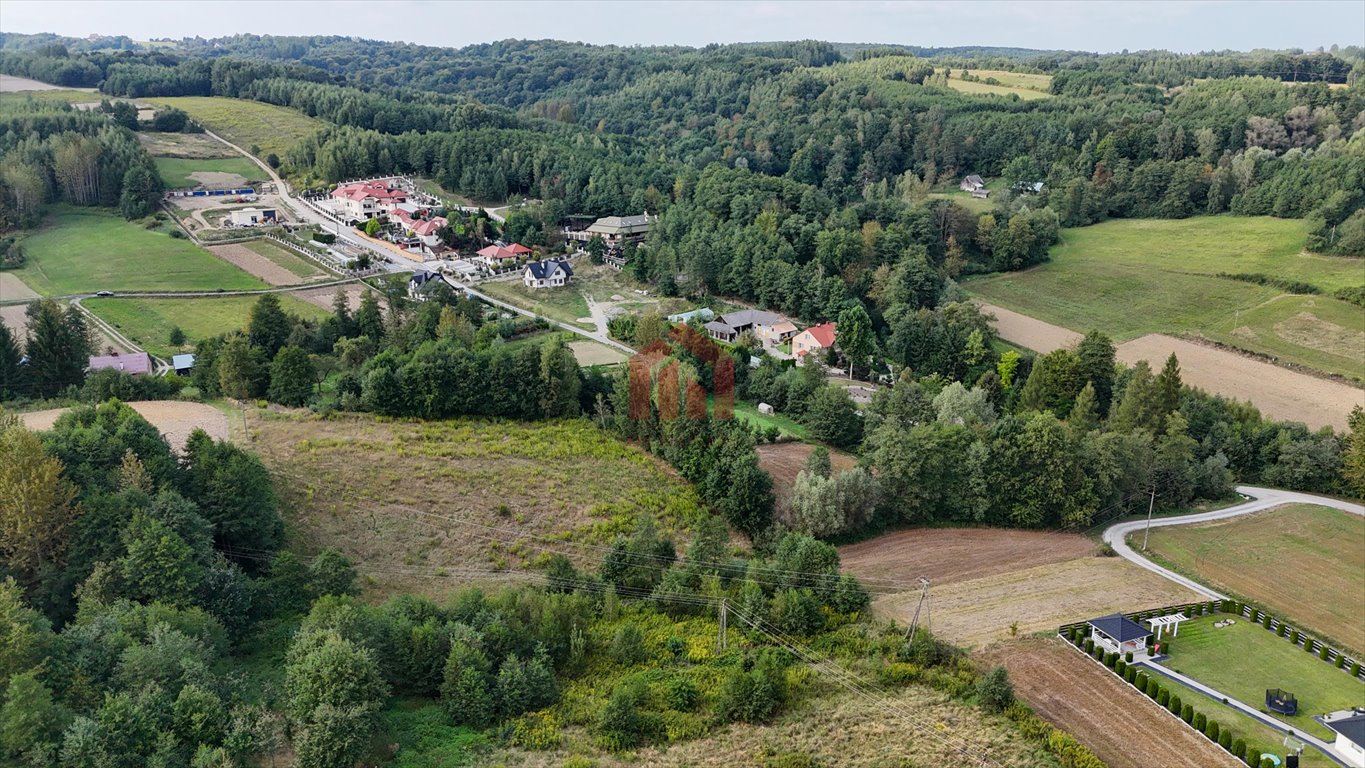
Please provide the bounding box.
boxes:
[1085,614,1154,658]
[408,270,452,301]
[88,351,153,376]
[523,259,573,289]
[1323,710,1365,768]
[703,309,786,343]
[566,211,655,247]
[960,174,990,198]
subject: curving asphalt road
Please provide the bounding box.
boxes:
[1103,485,1365,600]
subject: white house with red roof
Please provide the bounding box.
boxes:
[792,322,836,366]
[473,242,533,269]
[392,208,448,247]
[330,180,408,221]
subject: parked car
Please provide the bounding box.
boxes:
[95,290,114,297]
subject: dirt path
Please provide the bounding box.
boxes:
[979,637,1241,768]
[1116,334,1362,431]
[839,528,1097,587]
[206,244,307,286]
[20,401,227,451]
[977,301,1361,431]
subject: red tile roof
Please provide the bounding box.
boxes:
[475,243,530,259]
[331,180,408,203]
[802,322,837,348]
[393,209,447,237]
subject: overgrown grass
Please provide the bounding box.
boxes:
[945,70,1052,100]
[731,400,811,441]
[966,216,1364,378]
[1164,616,1365,741]
[479,279,594,329]
[383,701,489,767]
[15,207,265,295]
[152,156,265,189]
[144,96,325,159]
[84,295,329,358]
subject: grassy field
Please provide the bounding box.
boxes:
[152,156,264,189]
[15,207,265,295]
[732,400,810,440]
[479,278,594,329]
[967,216,1365,379]
[1142,504,1365,653]
[1154,673,1336,767]
[243,239,326,279]
[945,70,1052,100]
[247,413,712,599]
[84,295,330,358]
[144,96,325,159]
[1163,616,1365,741]
[137,131,239,158]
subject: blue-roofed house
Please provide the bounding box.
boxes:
[1085,613,1154,658]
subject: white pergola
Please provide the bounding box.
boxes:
[1145,614,1189,639]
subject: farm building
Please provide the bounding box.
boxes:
[1084,614,1154,658]
[88,351,153,376]
[960,174,989,198]
[523,259,573,289]
[565,212,655,247]
[1323,710,1365,768]
[172,354,195,375]
[703,309,788,344]
[227,207,277,226]
[792,322,837,366]
[330,180,408,221]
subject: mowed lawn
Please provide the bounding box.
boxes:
[1163,616,1365,741]
[244,239,326,279]
[478,279,593,329]
[84,295,330,358]
[152,156,265,189]
[145,96,325,159]
[16,208,265,294]
[967,216,1365,379]
[1143,504,1365,652]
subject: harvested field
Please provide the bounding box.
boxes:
[0,74,94,92]
[839,528,1097,587]
[294,283,367,312]
[248,413,710,600]
[206,244,311,286]
[978,301,1081,353]
[1,272,41,302]
[0,305,33,338]
[19,400,227,451]
[567,339,627,366]
[1116,334,1362,432]
[1143,503,1365,652]
[756,442,857,512]
[137,131,238,158]
[874,556,1201,648]
[979,637,1240,768]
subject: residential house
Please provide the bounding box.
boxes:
[330,180,408,221]
[392,208,448,248]
[760,320,798,345]
[1324,710,1365,768]
[88,351,152,376]
[960,174,989,198]
[565,211,655,247]
[523,259,573,289]
[703,309,786,343]
[791,322,836,366]
[474,242,533,270]
[227,206,277,226]
[409,270,452,301]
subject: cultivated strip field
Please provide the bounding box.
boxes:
[206,243,320,286]
[1142,504,1365,652]
[838,527,1097,586]
[980,638,1241,768]
[19,400,228,451]
[979,302,1362,431]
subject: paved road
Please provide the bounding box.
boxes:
[1103,486,1365,600]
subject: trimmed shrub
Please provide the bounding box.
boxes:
[1181,704,1194,724]
[1145,678,1160,699]
[1351,661,1361,677]
[1205,721,1220,742]
[1157,688,1170,707]
[1084,638,1095,654]
[1115,660,1127,677]
[1124,666,1137,684]
[1161,638,1172,655]
[1319,645,1330,661]
[1260,757,1275,768]
[1218,730,1232,750]
[1232,739,1246,759]
[1168,694,1181,715]
[1244,744,1259,766]
[1334,654,1346,669]
[1092,645,1104,662]
[1194,712,1207,731]
[1261,613,1272,630]
[1125,651,1133,664]
[1134,672,1147,690]
[1278,623,1289,638]
[1103,652,1117,668]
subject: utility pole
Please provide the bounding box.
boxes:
[717,598,728,652]
[904,578,931,642]
[1141,486,1157,550]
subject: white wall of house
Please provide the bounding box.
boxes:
[1334,734,1365,768]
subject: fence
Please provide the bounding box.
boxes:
[264,234,381,278]
[1059,599,1365,683]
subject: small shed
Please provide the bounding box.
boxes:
[757,403,775,415]
[172,354,195,375]
[1085,613,1153,658]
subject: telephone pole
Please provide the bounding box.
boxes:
[1141,486,1157,550]
[717,598,728,652]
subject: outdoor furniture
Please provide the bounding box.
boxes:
[1266,688,1298,715]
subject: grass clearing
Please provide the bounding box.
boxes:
[84,295,329,358]
[1141,504,1365,653]
[144,96,325,159]
[731,400,810,440]
[967,216,1365,379]
[1163,616,1365,741]
[479,278,594,329]
[946,73,1052,100]
[152,156,264,189]
[247,413,712,600]
[15,207,264,295]
[137,131,239,158]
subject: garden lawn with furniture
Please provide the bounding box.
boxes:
[1162,615,1365,742]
